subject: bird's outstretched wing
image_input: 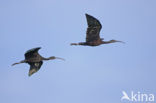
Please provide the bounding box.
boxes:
[24,47,41,60]
[28,61,43,76]
[85,14,102,42]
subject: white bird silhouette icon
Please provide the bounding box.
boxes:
[121,91,131,101]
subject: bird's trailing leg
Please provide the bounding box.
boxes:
[70,43,79,45]
[70,42,87,46]
[12,60,25,66]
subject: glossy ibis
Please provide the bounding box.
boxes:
[12,47,64,76]
[71,13,124,46]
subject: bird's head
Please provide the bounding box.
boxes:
[110,39,125,44]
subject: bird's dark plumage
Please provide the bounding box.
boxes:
[25,47,41,60]
[70,13,124,46]
[86,13,102,42]
[85,13,102,28]
[25,47,41,56]
[12,47,64,76]
[28,61,43,76]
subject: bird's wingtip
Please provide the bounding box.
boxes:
[37,47,41,49]
[85,13,90,16]
[28,73,32,77]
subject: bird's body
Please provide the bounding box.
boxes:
[12,47,64,76]
[72,39,103,46]
[71,13,124,46]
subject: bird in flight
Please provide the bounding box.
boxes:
[12,47,65,76]
[71,13,124,46]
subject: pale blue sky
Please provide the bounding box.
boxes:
[0,0,156,103]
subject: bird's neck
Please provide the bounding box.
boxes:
[42,57,50,60]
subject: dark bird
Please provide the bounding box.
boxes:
[71,13,124,46]
[12,47,65,76]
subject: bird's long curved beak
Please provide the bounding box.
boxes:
[116,40,125,44]
[55,57,65,61]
